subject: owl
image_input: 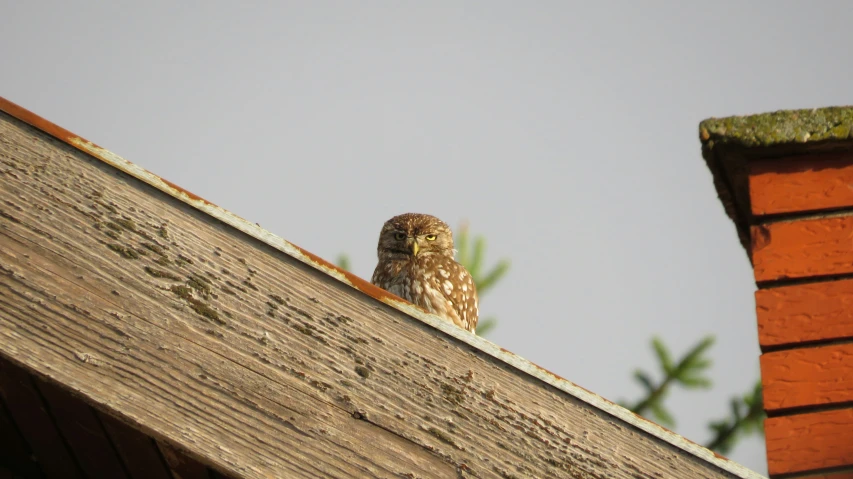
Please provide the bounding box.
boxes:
[371,213,479,333]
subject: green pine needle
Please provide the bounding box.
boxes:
[652,337,674,374]
[336,254,352,272]
[476,317,497,336]
[634,370,655,393]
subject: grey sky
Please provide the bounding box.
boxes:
[5,1,853,473]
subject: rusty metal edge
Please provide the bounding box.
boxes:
[0,95,765,479]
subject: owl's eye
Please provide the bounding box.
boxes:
[393,232,406,241]
[425,234,437,241]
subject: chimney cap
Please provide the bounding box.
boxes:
[699,106,853,148]
[700,106,853,258]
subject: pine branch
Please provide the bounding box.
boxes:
[456,220,471,267]
[625,336,715,428]
[476,260,511,295]
[456,222,510,296]
[455,222,510,335]
[335,254,351,272]
[476,317,497,336]
[628,370,678,424]
[705,380,765,453]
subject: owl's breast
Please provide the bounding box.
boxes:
[373,257,460,326]
[376,260,426,296]
[373,260,413,298]
[385,281,408,299]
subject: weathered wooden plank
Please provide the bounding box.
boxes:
[765,408,853,476]
[0,104,758,478]
[756,279,853,348]
[0,395,43,479]
[34,377,130,479]
[99,412,173,479]
[0,117,454,479]
[0,358,83,479]
[760,344,853,411]
[751,216,853,282]
[749,151,853,215]
[0,233,450,479]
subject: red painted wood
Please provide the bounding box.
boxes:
[761,343,853,411]
[756,279,853,347]
[750,151,853,215]
[798,473,853,479]
[751,216,853,282]
[766,408,853,476]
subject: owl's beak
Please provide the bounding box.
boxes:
[411,240,420,256]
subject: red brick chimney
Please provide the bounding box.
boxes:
[701,108,853,478]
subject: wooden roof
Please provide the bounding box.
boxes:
[0,96,764,479]
[1,355,220,479]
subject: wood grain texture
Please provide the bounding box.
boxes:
[0,232,449,479]
[749,151,853,215]
[760,343,853,411]
[751,216,853,282]
[0,111,751,479]
[765,408,853,476]
[756,279,853,348]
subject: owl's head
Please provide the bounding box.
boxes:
[376,213,455,260]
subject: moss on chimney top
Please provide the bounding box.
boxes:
[699,106,853,148]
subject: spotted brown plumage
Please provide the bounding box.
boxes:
[371,213,479,333]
